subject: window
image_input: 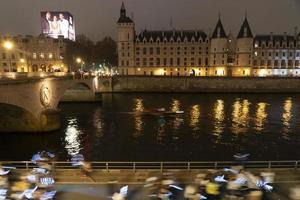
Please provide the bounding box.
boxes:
[177,58,180,66]
[198,58,201,66]
[48,53,53,59]
[11,54,15,59]
[156,58,160,65]
[143,48,147,55]
[33,53,37,59]
[143,58,147,66]
[170,58,173,66]
[40,53,45,59]
[156,47,160,55]
[150,47,153,55]
[2,53,6,59]
[163,58,167,65]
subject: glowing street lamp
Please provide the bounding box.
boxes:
[3,41,14,72]
[3,41,13,50]
[75,57,84,71]
[76,57,82,64]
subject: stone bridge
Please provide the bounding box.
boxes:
[0,73,112,132]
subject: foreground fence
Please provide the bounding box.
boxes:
[1,160,300,172]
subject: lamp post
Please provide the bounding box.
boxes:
[76,57,83,71]
[3,41,14,72]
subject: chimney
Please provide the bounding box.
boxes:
[284,32,287,40]
[270,32,273,41]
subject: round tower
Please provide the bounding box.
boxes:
[210,16,228,76]
[235,16,253,76]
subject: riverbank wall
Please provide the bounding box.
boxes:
[98,76,300,93]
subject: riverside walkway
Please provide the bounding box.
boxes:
[3,160,300,199]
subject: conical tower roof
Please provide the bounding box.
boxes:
[237,17,253,38]
[211,18,227,39]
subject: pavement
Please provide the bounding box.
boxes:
[12,168,300,199]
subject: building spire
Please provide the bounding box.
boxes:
[245,10,247,19]
[237,15,253,38]
[120,1,126,18]
[218,11,221,20]
[211,14,227,39]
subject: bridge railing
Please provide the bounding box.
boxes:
[0,72,100,81]
[0,160,299,172]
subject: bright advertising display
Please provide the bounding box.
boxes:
[41,11,75,41]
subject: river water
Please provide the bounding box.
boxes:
[1,93,300,161]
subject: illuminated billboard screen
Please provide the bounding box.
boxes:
[41,11,75,41]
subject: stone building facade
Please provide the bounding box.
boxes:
[0,35,66,73]
[117,2,300,77]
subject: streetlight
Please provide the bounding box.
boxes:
[76,57,84,71]
[3,41,13,50]
[3,41,14,72]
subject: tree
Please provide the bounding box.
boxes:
[64,35,117,71]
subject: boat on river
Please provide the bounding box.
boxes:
[120,108,184,116]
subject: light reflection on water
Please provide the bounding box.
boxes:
[65,118,82,156]
[255,102,268,132]
[58,94,300,161]
[282,98,293,137]
[231,99,250,134]
[190,105,200,132]
[133,98,144,137]
[213,99,225,135]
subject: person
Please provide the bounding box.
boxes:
[50,16,60,38]
[41,12,52,34]
[205,178,221,200]
[69,16,75,41]
[59,13,69,38]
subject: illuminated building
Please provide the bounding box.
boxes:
[117,2,300,77]
[0,35,67,72]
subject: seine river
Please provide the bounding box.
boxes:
[1,93,300,161]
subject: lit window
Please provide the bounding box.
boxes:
[48,53,53,59]
[33,53,37,59]
[254,52,258,56]
[40,53,45,59]
[255,43,258,48]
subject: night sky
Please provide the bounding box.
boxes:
[0,0,299,41]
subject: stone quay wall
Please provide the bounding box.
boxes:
[99,76,300,93]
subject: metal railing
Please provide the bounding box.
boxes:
[1,160,299,172]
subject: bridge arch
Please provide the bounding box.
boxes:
[0,103,59,132]
[58,80,97,103]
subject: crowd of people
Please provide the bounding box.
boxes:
[142,166,275,200]
[0,151,56,199]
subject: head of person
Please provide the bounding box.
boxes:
[46,12,51,20]
[69,16,73,24]
[59,13,64,20]
[53,16,58,21]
